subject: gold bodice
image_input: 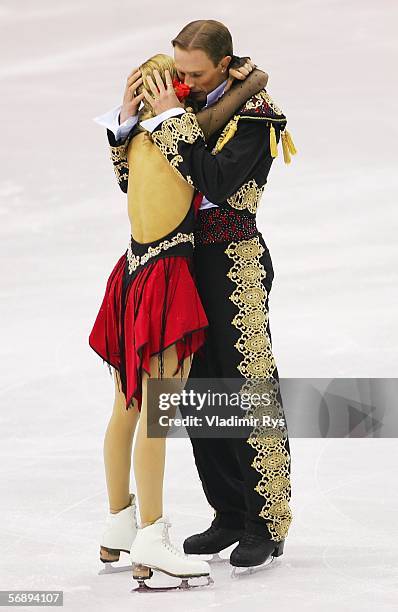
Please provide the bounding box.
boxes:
[127,132,194,243]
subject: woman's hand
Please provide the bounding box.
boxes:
[142,70,184,115]
[120,67,145,123]
[224,58,257,93]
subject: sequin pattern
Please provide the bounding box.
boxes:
[195,208,257,245]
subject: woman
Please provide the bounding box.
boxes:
[89,53,268,587]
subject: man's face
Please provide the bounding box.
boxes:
[174,46,231,95]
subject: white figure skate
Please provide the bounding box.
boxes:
[130,517,213,592]
[98,493,137,574]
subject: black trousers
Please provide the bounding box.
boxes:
[187,232,292,541]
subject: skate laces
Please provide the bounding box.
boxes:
[162,522,188,558]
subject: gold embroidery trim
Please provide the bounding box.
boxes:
[113,165,129,185]
[127,232,194,274]
[109,142,129,185]
[225,236,292,541]
[241,116,287,123]
[151,113,204,186]
[227,178,265,214]
[212,92,285,156]
[110,141,128,163]
[244,90,284,115]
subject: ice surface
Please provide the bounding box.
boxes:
[1,1,397,610]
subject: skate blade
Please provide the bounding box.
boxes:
[208,553,228,564]
[131,575,214,593]
[231,556,278,578]
[98,561,132,575]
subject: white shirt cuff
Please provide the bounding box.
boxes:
[140,108,185,133]
[93,104,138,141]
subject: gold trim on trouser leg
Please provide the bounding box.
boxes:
[225,236,292,541]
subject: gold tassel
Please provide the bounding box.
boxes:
[216,116,239,152]
[281,131,291,164]
[284,129,297,155]
[270,123,278,158]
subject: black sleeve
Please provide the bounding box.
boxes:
[196,69,268,140]
[151,113,270,203]
[106,128,130,193]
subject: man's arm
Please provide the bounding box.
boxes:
[140,69,277,203]
[196,69,268,140]
[149,113,272,203]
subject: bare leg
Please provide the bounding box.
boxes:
[133,346,191,526]
[103,368,140,513]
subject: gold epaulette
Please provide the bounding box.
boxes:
[212,90,297,164]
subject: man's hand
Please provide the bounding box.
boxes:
[120,67,145,124]
[224,58,256,93]
[143,69,184,115]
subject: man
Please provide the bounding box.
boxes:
[95,19,295,569]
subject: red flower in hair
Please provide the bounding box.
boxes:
[172,78,191,102]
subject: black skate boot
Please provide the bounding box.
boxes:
[230,533,285,568]
[183,523,244,555]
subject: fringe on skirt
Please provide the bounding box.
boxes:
[89,253,208,410]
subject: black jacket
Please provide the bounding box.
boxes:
[106,89,294,217]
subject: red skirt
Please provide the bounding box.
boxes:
[89,253,208,410]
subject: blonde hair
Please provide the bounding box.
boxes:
[137,54,178,121]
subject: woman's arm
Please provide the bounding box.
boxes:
[196,68,268,140]
[106,128,136,194]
